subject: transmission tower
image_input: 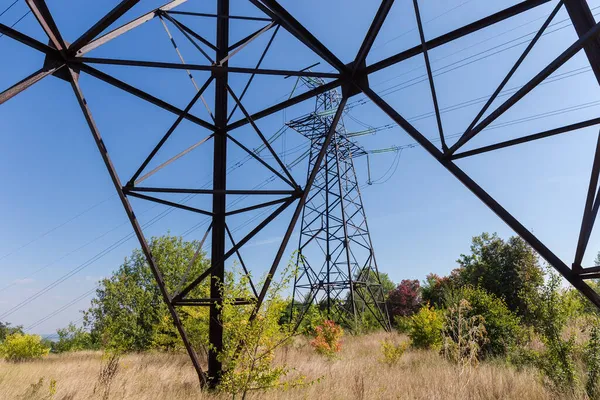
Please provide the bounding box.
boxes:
[6,0,600,390]
[288,77,391,330]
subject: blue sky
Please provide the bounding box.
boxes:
[2,0,600,333]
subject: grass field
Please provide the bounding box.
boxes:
[0,332,579,400]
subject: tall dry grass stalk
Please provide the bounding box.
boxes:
[0,332,577,399]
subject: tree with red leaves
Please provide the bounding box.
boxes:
[387,279,422,320]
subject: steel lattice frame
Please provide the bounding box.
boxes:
[4,0,600,389]
[288,77,391,331]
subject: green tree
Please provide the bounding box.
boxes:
[456,233,544,321]
[84,235,211,352]
[522,269,579,394]
[421,273,457,308]
[0,321,23,342]
[53,323,95,353]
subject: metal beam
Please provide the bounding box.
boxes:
[449,19,600,154]
[25,0,66,52]
[167,10,272,21]
[564,0,600,85]
[127,77,213,186]
[354,0,394,71]
[457,0,563,148]
[0,23,58,55]
[452,117,600,159]
[413,0,446,151]
[75,57,340,78]
[69,0,140,54]
[574,131,600,269]
[251,0,348,73]
[66,66,207,387]
[0,64,64,105]
[365,0,552,75]
[76,0,188,56]
[208,0,229,386]
[77,64,215,131]
[228,79,342,131]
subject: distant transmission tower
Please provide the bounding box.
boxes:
[288,76,391,330]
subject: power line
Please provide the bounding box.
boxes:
[0,195,115,262]
[0,0,20,18]
[0,126,302,320]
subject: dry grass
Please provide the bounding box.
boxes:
[0,332,574,400]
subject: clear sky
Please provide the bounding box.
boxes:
[2,0,600,334]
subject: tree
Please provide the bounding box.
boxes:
[53,323,95,353]
[84,235,211,352]
[0,321,23,342]
[387,279,421,320]
[521,269,579,393]
[456,233,544,320]
[421,273,458,308]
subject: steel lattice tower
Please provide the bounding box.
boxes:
[288,77,391,330]
[6,0,600,389]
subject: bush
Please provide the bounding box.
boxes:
[310,320,343,357]
[380,338,409,366]
[407,304,443,350]
[0,333,50,361]
[445,286,522,357]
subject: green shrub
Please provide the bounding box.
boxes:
[0,333,50,361]
[445,286,522,357]
[408,304,443,350]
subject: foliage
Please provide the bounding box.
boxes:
[84,235,211,352]
[375,272,396,297]
[586,321,600,399]
[442,299,487,369]
[380,337,409,366]
[522,269,579,394]
[0,333,50,361]
[218,263,309,397]
[455,233,544,321]
[445,286,522,357]
[351,271,396,333]
[0,321,23,342]
[421,273,456,308]
[53,323,95,353]
[393,315,411,333]
[407,304,443,350]
[284,303,327,335]
[310,320,344,358]
[387,279,421,320]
